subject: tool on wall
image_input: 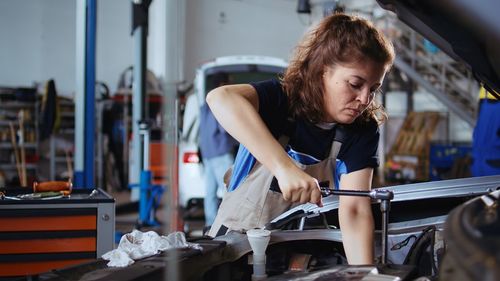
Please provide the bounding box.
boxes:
[8,121,22,186]
[65,149,74,182]
[7,110,28,187]
[18,110,27,187]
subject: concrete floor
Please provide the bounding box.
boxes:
[111,189,206,244]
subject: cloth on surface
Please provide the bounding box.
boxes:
[102,230,202,267]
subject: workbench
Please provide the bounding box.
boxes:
[0,188,114,277]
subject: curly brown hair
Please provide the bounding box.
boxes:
[281,12,395,125]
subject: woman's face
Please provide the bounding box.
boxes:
[322,58,387,124]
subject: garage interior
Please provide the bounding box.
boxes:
[0,0,499,280]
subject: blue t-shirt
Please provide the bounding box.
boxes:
[199,103,237,159]
[227,78,380,191]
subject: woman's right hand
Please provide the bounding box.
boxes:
[275,164,323,207]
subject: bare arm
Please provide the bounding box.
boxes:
[338,167,375,264]
[206,84,322,206]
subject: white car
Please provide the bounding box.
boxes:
[178,55,288,219]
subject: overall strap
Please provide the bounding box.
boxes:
[277,118,296,148]
[327,125,347,159]
[323,125,347,190]
[329,141,342,160]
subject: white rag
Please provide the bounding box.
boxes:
[102,230,202,267]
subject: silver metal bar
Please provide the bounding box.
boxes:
[298,217,306,230]
[385,175,500,201]
[380,199,390,264]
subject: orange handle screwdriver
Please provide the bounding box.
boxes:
[33,180,72,193]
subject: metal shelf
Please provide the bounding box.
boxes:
[0,120,37,127]
[57,128,75,134]
[54,156,70,163]
[60,112,75,118]
[0,101,36,109]
[0,142,37,149]
[0,163,37,170]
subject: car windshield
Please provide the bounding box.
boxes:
[204,64,285,94]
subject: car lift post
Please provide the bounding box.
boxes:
[130,0,152,201]
[74,0,97,188]
[134,121,163,226]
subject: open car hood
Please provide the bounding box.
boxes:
[377,0,500,94]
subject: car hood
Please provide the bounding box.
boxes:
[269,175,500,228]
[377,0,500,94]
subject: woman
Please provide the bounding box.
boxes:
[206,12,395,265]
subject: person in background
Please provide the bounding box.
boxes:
[471,86,500,176]
[206,12,395,265]
[199,72,237,233]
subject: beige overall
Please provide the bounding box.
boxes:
[208,133,343,237]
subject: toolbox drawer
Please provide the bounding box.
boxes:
[0,189,114,277]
